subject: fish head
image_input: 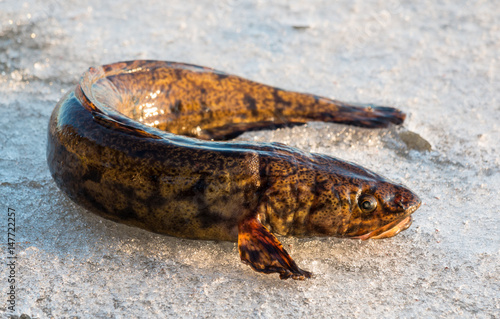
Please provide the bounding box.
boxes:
[305,154,421,239]
[346,180,421,239]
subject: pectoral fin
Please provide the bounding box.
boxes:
[238,217,312,280]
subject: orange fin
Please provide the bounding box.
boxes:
[238,217,312,280]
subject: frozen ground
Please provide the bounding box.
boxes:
[0,0,498,318]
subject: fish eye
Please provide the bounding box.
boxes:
[359,195,377,213]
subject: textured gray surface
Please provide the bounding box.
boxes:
[0,0,498,318]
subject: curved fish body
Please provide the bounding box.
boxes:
[47,60,421,280]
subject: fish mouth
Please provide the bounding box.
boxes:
[353,215,413,240]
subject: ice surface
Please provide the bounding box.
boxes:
[0,0,498,317]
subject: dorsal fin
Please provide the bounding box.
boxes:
[91,112,162,139]
[76,83,161,140]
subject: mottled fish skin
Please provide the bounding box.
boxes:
[47,60,421,280]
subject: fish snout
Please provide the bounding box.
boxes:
[394,191,421,215]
